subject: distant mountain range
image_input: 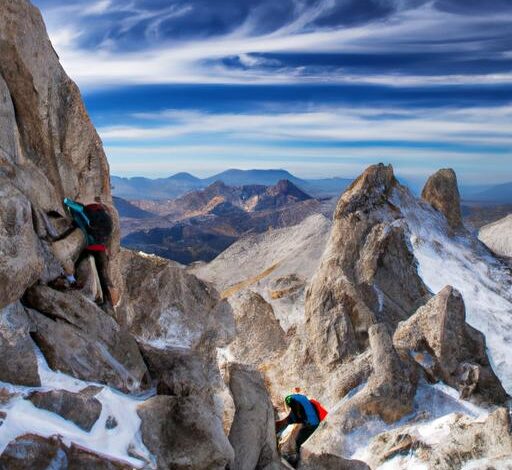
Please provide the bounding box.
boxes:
[116,179,327,264]
[111,169,352,200]
[112,168,512,203]
[460,182,512,203]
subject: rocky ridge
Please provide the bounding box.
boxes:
[0,1,511,469]
[198,163,512,469]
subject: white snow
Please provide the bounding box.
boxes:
[392,188,512,394]
[0,344,156,468]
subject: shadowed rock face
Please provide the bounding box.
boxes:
[421,168,463,230]
[227,363,282,470]
[0,302,40,386]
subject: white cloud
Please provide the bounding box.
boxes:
[98,105,512,147]
[38,1,512,88]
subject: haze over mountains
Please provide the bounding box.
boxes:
[112,169,512,203]
[112,169,353,200]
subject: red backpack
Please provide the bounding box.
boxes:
[310,399,328,421]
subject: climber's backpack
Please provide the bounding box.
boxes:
[310,399,328,422]
[83,203,113,248]
[64,198,113,249]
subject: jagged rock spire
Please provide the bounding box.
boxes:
[421,168,463,230]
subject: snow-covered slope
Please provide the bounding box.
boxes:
[393,188,512,394]
[479,214,512,260]
[193,213,332,331]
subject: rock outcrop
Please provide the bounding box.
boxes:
[24,286,150,393]
[394,285,508,404]
[421,168,463,230]
[138,395,234,469]
[365,408,512,469]
[227,363,282,470]
[0,302,40,386]
[304,164,430,370]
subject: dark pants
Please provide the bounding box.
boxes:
[296,424,318,449]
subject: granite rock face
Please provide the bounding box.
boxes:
[421,168,463,230]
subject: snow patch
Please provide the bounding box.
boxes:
[0,344,156,468]
[351,381,489,467]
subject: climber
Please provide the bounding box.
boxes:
[61,197,119,306]
[275,393,327,466]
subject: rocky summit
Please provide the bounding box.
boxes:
[0,1,512,469]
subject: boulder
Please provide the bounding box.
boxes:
[117,249,234,353]
[137,395,234,469]
[28,387,102,432]
[0,179,43,309]
[0,434,132,469]
[228,291,286,366]
[24,286,149,393]
[421,168,462,230]
[394,286,508,404]
[49,228,87,277]
[140,344,217,397]
[227,363,281,470]
[0,302,40,386]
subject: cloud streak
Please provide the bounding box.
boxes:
[33,0,512,88]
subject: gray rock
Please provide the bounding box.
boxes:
[302,323,417,459]
[117,249,234,353]
[394,285,508,404]
[421,168,463,230]
[137,395,234,470]
[0,302,40,386]
[0,434,132,469]
[28,387,102,432]
[228,363,281,470]
[24,286,150,393]
[228,291,286,366]
[299,452,370,470]
[0,179,43,309]
[140,344,217,397]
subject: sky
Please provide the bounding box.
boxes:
[32,0,512,184]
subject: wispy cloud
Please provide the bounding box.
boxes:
[34,0,512,88]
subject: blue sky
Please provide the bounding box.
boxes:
[33,0,512,184]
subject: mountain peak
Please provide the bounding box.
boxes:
[335,163,396,219]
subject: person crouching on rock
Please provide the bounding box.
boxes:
[275,393,327,467]
[53,197,119,307]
